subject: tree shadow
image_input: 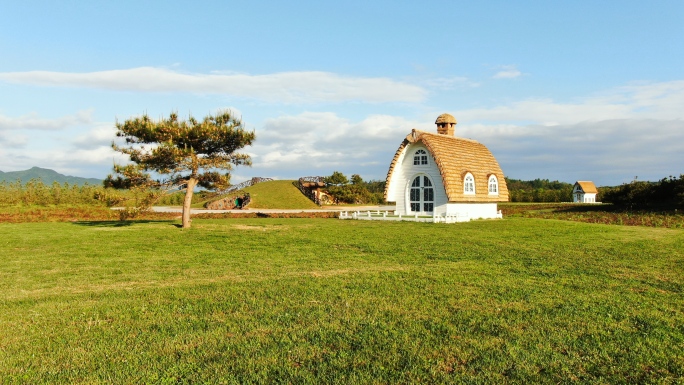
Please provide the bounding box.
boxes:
[72,220,178,228]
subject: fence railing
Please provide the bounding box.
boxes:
[297,176,326,206]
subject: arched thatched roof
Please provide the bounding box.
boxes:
[384,129,509,202]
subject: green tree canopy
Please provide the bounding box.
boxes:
[105,110,255,228]
[325,171,349,186]
[351,174,363,185]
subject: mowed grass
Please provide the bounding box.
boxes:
[1,218,683,383]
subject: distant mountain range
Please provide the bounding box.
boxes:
[0,167,103,186]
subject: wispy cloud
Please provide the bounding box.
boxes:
[492,65,522,79]
[421,76,480,90]
[0,67,427,104]
[461,119,684,185]
[250,112,424,177]
[71,124,117,147]
[0,132,29,148]
[0,110,93,131]
[458,80,684,124]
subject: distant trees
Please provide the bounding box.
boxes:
[601,175,684,210]
[106,110,255,228]
[505,178,573,203]
[506,175,684,209]
[323,171,385,205]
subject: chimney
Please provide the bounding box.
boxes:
[435,113,457,136]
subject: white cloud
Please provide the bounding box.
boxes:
[0,134,29,149]
[0,67,427,104]
[458,99,633,125]
[421,76,479,89]
[0,110,93,131]
[248,87,684,185]
[492,65,522,79]
[457,80,684,124]
[457,118,684,185]
[71,124,117,147]
[246,112,426,179]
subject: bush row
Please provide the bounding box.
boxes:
[0,180,107,206]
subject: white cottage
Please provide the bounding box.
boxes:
[384,114,509,221]
[572,181,598,203]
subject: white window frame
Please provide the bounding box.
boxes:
[407,174,435,213]
[413,149,429,166]
[488,175,499,195]
[464,173,475,195]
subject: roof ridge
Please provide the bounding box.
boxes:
[412,129,480,143]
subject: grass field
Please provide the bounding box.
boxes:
[1,217,683,383]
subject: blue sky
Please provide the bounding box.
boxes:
[1,1,683,186]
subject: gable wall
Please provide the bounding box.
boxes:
[386,143,448,215]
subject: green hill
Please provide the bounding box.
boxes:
[0,167,102,186]
[210,180,320,210]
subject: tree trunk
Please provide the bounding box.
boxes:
[182,178,198,229]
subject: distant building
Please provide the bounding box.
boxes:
[572,181,598,203]
[384,113,509,221]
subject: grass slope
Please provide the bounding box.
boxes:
[222,180,319,210]
[1,218,683,383]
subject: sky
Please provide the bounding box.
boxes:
[1,1,683,187]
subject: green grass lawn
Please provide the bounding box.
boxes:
[1,217,683,383]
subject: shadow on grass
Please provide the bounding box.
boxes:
[72,220,177,228]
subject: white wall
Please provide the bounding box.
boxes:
[387,143,447,215]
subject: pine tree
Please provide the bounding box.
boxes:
[106,110,255,228]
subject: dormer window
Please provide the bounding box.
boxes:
[413,149,428,166]
[464,173,475,194]
[488,175,499,195]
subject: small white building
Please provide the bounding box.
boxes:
[573,181,599,203]
[384,114,509,221]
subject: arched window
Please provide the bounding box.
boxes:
[464,173,475,194]
[488,175,498,195]
[409,175,434,213]
[413,149,428,166]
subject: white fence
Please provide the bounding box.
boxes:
[338,210,493,223]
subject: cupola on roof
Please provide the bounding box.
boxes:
[435,113,457,136]
[435,113,457,124]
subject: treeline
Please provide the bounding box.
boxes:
[323,172,386,205]
[505,178,574,203]
[600,176,684,209]
[321,175,578,204]
[0,179,230,208]
[0,180,107,206]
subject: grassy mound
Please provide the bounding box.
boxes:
[208,180,319,210]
